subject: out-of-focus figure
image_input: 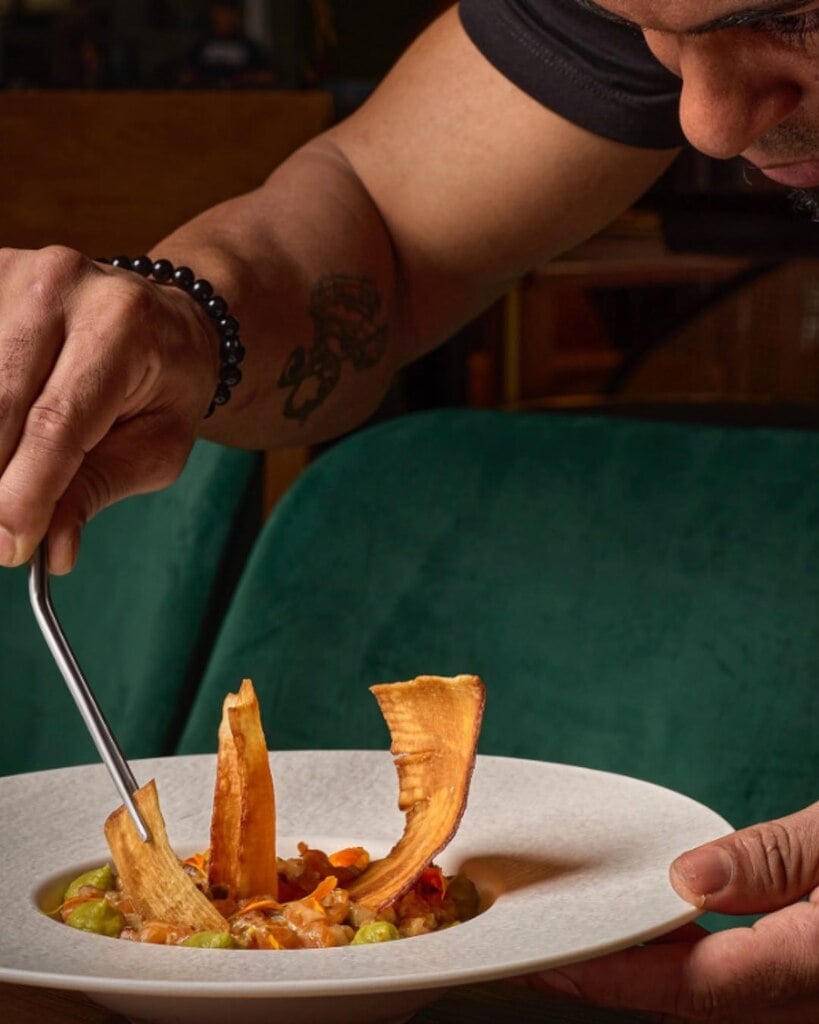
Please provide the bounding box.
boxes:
[179,0,276,88]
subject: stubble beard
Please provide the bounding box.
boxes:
[748,117,819,220]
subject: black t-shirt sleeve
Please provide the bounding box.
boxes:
[458,0,684,149]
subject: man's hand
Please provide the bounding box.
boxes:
[525,801,819,1022]
[0,247,218,575]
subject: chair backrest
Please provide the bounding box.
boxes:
[0,440,261,775]
[0,88,333,253]
[179,409,819,836]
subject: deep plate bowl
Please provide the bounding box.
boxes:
[0,751,731,1024]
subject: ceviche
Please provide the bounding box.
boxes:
[55,674,486,950]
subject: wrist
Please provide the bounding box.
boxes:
[97,256,245,417]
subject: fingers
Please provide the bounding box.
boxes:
[0,246,216,569]
[46,412,195,575]
[0,249,125,563]
[670,802,819,914]
[649,923,710,945]
[0,333,137,565]
[531,900,819,1021]
[0,249,77,486]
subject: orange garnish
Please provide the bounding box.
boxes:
[136,920,179,945]
[237,896,282,916]
[183,851,208,873]
[304,874,337,904]
[57,893,101,919]
[329,847,370,871]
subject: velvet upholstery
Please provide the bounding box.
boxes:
[180,410,818,840]
[0,441,261,775]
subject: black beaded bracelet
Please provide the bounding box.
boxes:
[96,255,245,418]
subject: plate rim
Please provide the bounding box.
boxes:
[0,751,733,999]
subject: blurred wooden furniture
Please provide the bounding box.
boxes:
[454,207,814,422]
[495,209,758,408]
[0,89,334,509]
[0,89,332,253]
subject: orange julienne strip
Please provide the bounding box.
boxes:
[304,874,337,904]
[329,846,370,870]
[238,896,282,915]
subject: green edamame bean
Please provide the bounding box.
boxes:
[65,898,124,938]
[64,864,115,900]
[351,920,400,944]
[180,931,237,949]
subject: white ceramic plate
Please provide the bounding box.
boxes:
[0,751,731,1024]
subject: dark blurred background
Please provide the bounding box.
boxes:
[0,0,445,103]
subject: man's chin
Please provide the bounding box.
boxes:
[789,188,819,220]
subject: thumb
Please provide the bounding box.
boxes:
[670,800,819,915]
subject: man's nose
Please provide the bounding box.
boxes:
[676,38,802,159]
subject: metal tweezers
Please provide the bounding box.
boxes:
[28,540,151,842]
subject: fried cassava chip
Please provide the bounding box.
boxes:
[104,779,228,932]
[208,678,278,900]
[348,673,485,910]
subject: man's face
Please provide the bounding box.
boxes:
[580,0,819,193]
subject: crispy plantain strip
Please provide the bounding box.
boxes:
[104,779,228,932]
[348,674,485,910]
[208,678,278,900]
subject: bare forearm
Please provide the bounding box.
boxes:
[155,139,402,450]
[154,5,678,452]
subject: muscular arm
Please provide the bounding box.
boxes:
[0,5,678,571]
[164,5,678,450]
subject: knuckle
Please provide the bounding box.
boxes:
[27,246,88,305]
[739,821,797,893]
[0,246,23,270]
[38,243,87,272]
[25,400,84,456]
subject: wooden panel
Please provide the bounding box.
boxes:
[622,258,819,406]
[263,446,310,518]
[0,89,333,254]
[0,89,332,512]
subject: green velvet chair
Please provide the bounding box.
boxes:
[0,441,261,776]
[180,409,819,844]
